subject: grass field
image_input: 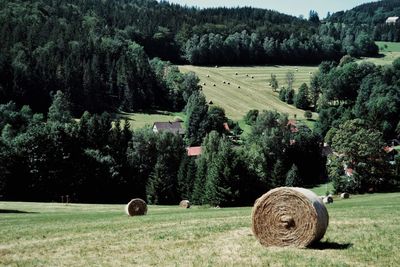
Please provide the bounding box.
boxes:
[359,41,400,65]
[179,65,318,121]
[115,111,185,130]
[1,192,399,266]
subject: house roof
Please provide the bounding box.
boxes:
[187,146,202,156]
[223,122,230,132]
[345,167,353,176]
[287,119,298,133]
[153,121,184,134]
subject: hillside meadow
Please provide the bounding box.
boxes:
[179,65,317,121]
[1,191,399,266]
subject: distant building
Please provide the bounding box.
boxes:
[223,122,230,132]
[187,146,202,157]
[386,17,399,25]
[152,121,185,135]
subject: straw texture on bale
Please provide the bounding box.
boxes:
[125,198,147,216]
[179,200,191,208]
[252,187,329,247]
[340,192,350,199]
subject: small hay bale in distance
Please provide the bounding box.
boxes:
[252,187,329,247]
[179,200,191,208]
[340,192,350,199]
[125,198,147,216]
[323,196,333,204]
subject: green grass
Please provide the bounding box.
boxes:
[309,182,334,196]
[1,192,399,266]
[115,111,185,130]
[395,145,400,152]
[376,41,400,52]
[358,41,400,66]
[179,65,318,121]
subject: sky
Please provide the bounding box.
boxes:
[161,0,380,18]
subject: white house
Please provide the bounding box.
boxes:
[386,17,399,25]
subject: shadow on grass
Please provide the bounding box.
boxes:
[0,209,38,214]
[310,241,353,250]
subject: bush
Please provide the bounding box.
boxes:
[304,110,313,120]
[244,109,259,125]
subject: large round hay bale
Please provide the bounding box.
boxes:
[252,187,329,247]
[340,192,350,199]
[125,198,147,216]
[179,200,190,208]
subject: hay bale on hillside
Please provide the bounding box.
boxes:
[125,198,147,216]
[252,187,329,247]
[323,196,333,204]
[340,192,350,199]
[179,200,191,208]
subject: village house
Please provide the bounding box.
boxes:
[152,121,185,135]
[386,16,399,25]
[187,146,202,157]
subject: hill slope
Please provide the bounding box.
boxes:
[1,192,399,266]
[179,65,317,120]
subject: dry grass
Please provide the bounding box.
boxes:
[1,192,399,266]
[179,65,318,120]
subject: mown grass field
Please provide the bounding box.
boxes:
[179,65,318,121]
[1,192,399,266]
[115,111,185,130]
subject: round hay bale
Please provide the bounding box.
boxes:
[125,198,147,216]
[179,200,190,208]
[340,192,350,199]
[323,196,333,204]
[252,187,329,247]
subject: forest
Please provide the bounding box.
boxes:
[0,0,399,204]
[0,0,379,115]
[0,91,328,205]
[328,0,400,42]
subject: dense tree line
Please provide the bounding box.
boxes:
[0,92,327,205]
[328,0,400,42]
[0,0,380,115]
[312,58,400,141]
[184,29,377,65]
[307,57,400,193]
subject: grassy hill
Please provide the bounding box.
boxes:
[115,111,185,130]
[1,192,399,266]
[179,65,318,121]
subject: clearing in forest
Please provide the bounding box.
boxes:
[179,65,318,120]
